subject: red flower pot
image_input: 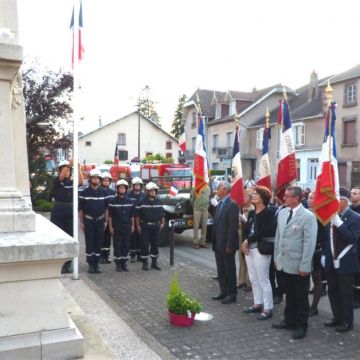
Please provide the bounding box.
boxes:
[168,311,195,327]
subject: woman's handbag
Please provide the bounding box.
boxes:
[257,237,275,255]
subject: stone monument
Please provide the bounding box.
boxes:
[0,1,83,358]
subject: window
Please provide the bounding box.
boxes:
[145,152,153,157]
[166,141,172,150]
[293,124,305,146]
[296,159,301,181]
[166,153,172,159]
[343,118,356,146]
[118,150,128,161]
[229,100,236,116]
[85,141,92,147]
[191,137,196,151]
[212,163,219,170]
[226,132,233,147]
[256,128,264,150]
[308,159,319,182]
[118,133,126,145]
[191,112,197,128]
[215,104,221,119]
[213,134,218,147]
[345,84,357,106]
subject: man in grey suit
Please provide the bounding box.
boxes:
[211,181,240,304]
[272,186,317,339]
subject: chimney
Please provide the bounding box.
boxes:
[309,70,319,101]
[98,115,102,128]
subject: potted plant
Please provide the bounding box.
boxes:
[166,272,202,327]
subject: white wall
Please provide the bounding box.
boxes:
[78,112,179,164]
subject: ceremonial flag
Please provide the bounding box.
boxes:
[230,126,244,207]
[114,143,119,165]
[179,132,186,153]
[257,126,272,191]
[169,184,179,197]
[313,102,339,224]
[275,99,297,201]
[194,113,209,197]
[71,0,85,68]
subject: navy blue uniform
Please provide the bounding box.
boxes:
[109,195,134,265]
[136,196,164,260]
[128,190,145,260]
[100,187,116,262]
[50,177,74,236]
[79,186,109,265]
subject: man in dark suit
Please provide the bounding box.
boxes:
[211,181,240,304]
[323,187,360,332]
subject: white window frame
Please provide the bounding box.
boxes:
[229,100,236,116]
[215,104,221,119]
[213,134,218,148]
[256,128,264,150]
[346,84,357,104]
[308,158,319,182]
[293,123,305,146]
[118,133,126,146]
[226,132,233,147]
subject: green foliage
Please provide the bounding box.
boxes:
[34,199,54,212]
[167,272,202,315]
[104,159,114,164]
[171,94,187,139]
[142,153,173,164]
[136,86,161,126]
[209,169,226,176]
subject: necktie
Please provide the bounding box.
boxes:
[217,201,223,217]
[286,209,293,225]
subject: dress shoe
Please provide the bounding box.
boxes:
[199,243,209,248]
[335,323,353,333]
[324,319,341,327]
[237,283,245,289]
[221,295,236,304]
[272,320,295,330]
[212,293,227,301]
[243,306,262,313]
[243,285,252,292]
[192,244,200,249]
[292,328,307,339]
[257,312,272,320]
[309,308,318,316]
[212,276,219,280]
[273,296,282,305]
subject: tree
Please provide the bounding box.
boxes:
[171,94,187,139]
[137,86,161,126]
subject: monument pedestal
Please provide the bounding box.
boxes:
[0,215,84,360]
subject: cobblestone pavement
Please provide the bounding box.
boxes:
[78,234,360,360]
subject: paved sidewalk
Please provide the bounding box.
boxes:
[76,239,360,360]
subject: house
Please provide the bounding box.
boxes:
[78,112,179,165]
[319,64,360,188]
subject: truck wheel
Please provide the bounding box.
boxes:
[158,222,170,247]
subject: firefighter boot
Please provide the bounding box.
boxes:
[88,262,95,274]
[142,259,150,271]
[151,258,161,270]
[100,251,106,264]
[122,259,129,272]
[94,262,101,274]
[115,262,122,272]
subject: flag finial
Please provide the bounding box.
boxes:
[282,86,288,101]
[234,112,239,128]
[265,107,270,128]
[195,92,202,113]
[325,80,333,106]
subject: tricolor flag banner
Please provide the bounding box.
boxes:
[275,99,298,201]
[313,102,339,224]
[179,132,186,153]
[230,126,244,207]
[71,0,85,68]
[169,184,179,197]
[257,126,271,191]
[114,143,119,165]
[194,113,209,197]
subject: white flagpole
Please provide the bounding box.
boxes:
[72,0,80,280]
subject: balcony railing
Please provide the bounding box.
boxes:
[216,147,233,159]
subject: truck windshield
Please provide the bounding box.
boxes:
[169,169,192,177]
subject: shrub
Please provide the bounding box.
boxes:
[167,272,202,315]
[34,199,54,212]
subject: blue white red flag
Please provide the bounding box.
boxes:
[257,126,271,191]
[194,113,209,197]
[230,126,244,207]
[169,184,179,197]
[179,132,186,153]
[313,102,339,225]
[275,99,297,201]
[70,0,85,68]
[114,143,119,165]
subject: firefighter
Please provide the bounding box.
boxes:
[108,179,134,272]
[79,168,109,274]
[128,177,145,262]
[135,182,164,271]
[100,171,116,264]
[50,159,83,273]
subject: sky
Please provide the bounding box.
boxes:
[17,0,360,134]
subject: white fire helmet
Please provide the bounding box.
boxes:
[116,179,129,188]
[89,168,102,178]
[132,177,143,185]
[145,182,159,191]
[101,172,112,180]
[58,160,70,168]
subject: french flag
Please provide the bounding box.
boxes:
[71,0,85,68]
[169,184,179,197]
[179,132,186,153]
[313,102,339,225]
[194,113,209,197]
[275,99,297,201]
[257,126,271,191]
[230,126,244,207]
